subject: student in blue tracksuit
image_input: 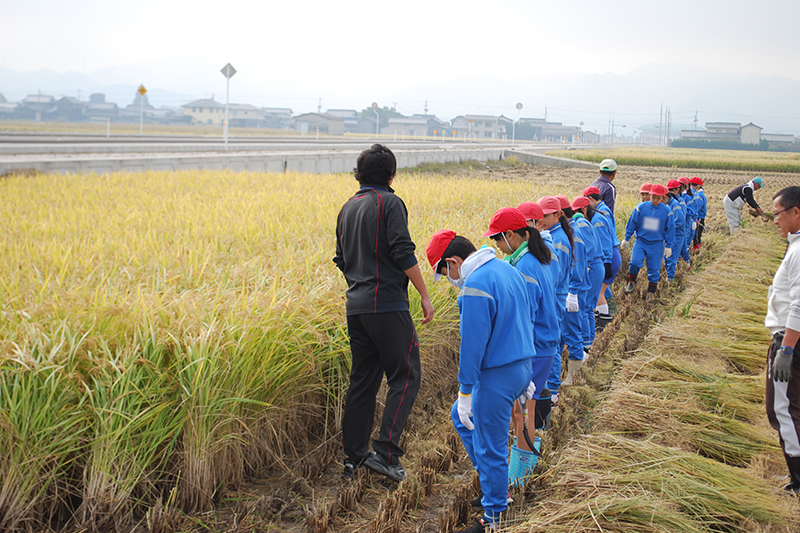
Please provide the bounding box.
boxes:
[556,195,590,388]
[426,230,535,533]
[690,177,708,249]
[538,196,574,406]
[485,207,558,482]
[621,184,675,300]
[583,186,619,330]
[679,177,695,265]
[572,196,606,353]
[664,179,686,281]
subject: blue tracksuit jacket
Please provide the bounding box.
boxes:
[516,251,559,354]
[457,257,536,393]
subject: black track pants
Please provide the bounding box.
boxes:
[343,311,421,465]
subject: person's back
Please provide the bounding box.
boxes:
[334,144,433,483]
[335,186,415,314]
[458,254,535,378]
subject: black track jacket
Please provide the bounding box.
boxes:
[334,185,418,316]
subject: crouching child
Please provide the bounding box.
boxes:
[426,230,536,533]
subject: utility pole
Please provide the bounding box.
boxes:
[424,99,428,115]
[317,98,322,114]
[544,106,547,121]
[658,104,663,146]
[694,110,699,130]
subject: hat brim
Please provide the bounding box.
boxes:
[432,260,443,281]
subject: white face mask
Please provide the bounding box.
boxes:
[446,262,464,288]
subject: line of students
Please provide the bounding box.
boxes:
[425,187,622,533]
[623,177,707,297]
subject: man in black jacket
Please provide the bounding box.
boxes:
[334,144,434,482]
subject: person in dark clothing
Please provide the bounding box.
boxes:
[723,177,764,234]
[333,144,434,482]
[589,159,618,214]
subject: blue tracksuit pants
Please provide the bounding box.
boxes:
[547,297,567,393]
[562,305,583,361]
[603,246,621,298]
[583,260,605,349]
[665,230,684,280]
[629,239,664,284]
[451,359,529,523]
[531,351,556,400]
[680,222,692,263]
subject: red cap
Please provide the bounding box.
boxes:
[482,207,528,237]
[538,196,561,215]
[554,195,571,210]
[678,177,690,185]
[650,184,668,196]
[690,177,703,185]
[426,229,456,281]
[667,179,682,189]
[517,201,544,221]
[583,185,601,196]
[640,183,652,193]
[572,196,590,209]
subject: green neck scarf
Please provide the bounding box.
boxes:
[503,241,529,266]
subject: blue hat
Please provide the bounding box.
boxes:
[753,176,764,187]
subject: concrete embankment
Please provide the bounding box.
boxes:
[0,145,599,176]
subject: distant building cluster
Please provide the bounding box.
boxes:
[0,91,594,142]
[680,122,797,145]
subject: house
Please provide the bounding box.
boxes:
[182,98,226,125]
[740,122,762,145]
[293,112,345,135]
[49,97,86,122]
[262,107,293,129]
[451,115,513,139]
[761,133,796,145]
[228,104,267,128]
[18,94,56,121]
[382,117,427,137]
[326,109,360,133]
[679,121,764,144]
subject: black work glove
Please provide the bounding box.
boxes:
[604,263,613,280]
[773,352,793,382]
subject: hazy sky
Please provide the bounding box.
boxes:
[2,0,799,124]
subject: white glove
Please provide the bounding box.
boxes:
[664,247,672,258]
[692,221,697,230]
[566,292,579,312]
[518,381,536,405]
[620,239,629,250]
[457,392,474,430]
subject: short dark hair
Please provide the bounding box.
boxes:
[600,170,616,177]
[354,144,396,187]
[774,186,800,210]
[437,236,476,276]
[587,193,601,201]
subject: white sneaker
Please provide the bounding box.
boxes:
[551,393,559,407]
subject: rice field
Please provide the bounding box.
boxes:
[548,147,800,173]
[1,162,799,532]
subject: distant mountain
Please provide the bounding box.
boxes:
[1,63,798,135]
[388,63,800,135]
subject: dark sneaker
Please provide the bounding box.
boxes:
[624,281,636,294]
[364,451,406,482]
[342,460,357,480]
[596,313,613,332]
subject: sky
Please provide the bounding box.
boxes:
[2,0,800,128]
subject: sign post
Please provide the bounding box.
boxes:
[220,63,237,150]
[372,102,379,136]
[137,85,147,134]
[512,102,523,146]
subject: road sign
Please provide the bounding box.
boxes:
[221,63,237,79]
[515,102,523,110]
[138,85,147,95]
[372,102,378,109]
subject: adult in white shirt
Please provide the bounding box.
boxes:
[765,185,800,494]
